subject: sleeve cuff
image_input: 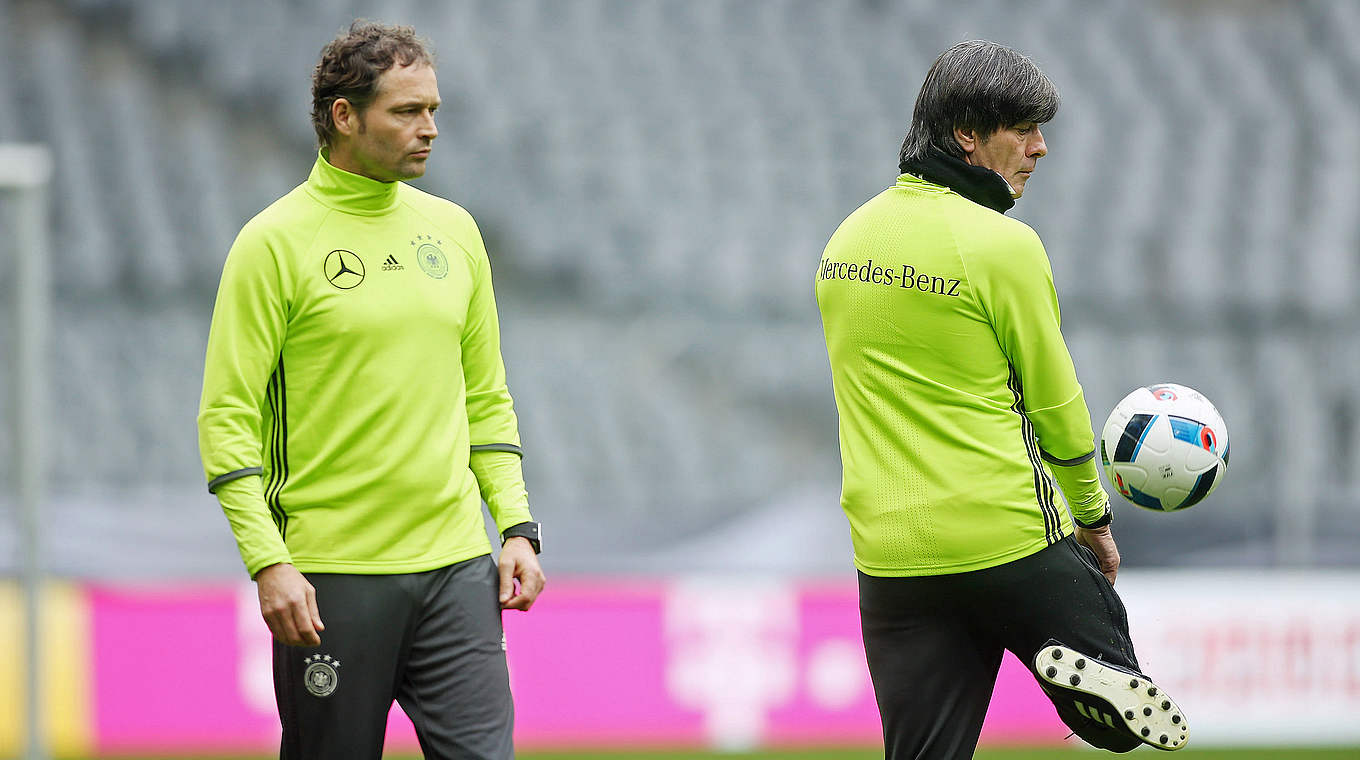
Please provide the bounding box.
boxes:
[247,557,293,580]
[1074,503,1113,529]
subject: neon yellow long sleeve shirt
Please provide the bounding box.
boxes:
[198,152,532,577]
[816,174,1107,577]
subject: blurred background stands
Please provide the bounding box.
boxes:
[0,0,1357,578]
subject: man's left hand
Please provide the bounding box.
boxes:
[1075,524,1120,585]
[498,537,545,611]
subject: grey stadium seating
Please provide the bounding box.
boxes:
[0,0,1357,577]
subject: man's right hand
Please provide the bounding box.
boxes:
[255,563,324,646]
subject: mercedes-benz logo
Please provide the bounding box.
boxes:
[324,249,365,289]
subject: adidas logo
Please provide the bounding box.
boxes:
[382,254,403,271]
[1074,700,1117,728]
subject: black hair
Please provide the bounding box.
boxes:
[898,40,1059,171]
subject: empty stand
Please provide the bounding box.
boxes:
[0,0,1356,576]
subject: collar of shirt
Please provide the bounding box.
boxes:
[899,147,1016,214]
[305,149,402,215]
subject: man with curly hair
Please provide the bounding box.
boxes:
[198,21,544,759]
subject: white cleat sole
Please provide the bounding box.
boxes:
[1035,644,1190,751]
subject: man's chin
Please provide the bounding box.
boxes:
[396,161,428,181]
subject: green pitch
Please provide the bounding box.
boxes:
[65,748,1360,759]
[516,749,1360,760]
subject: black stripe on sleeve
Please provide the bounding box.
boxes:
[1008,367,1062,546]
[470,443,524,457]
[263,366,281,533]
[207,467,263,493]
[1039,448,1096,467]
[264,359,289,539]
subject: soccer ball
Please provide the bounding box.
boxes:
[1099,383,1229,512]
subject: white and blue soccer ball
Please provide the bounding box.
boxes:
[1100,383,1229,512]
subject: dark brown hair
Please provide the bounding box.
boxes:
[899,40,1058,171]
[310,20,434,147]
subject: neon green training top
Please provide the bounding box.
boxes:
[816,173,1108,577]
[198,152,532,577]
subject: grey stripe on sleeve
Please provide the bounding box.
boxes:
[1039,448,1096,467]
[470,443,524,457]
[207,466,263,493]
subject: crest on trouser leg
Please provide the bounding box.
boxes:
[302,654,341,698]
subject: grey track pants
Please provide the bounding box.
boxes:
[274,554,514,760]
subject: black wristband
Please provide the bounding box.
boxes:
[1075,504,1113,530]
[501,521,542,554]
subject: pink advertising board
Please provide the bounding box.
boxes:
[87,578,1065,753]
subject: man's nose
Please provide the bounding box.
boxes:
[418,111,438,140]
[1029,126,1047,158]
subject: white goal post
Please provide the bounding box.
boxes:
[0,143,52,760]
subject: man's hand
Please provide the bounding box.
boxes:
[255,563,324,646]
[1075,525,1120,585]
[498,537,546,611]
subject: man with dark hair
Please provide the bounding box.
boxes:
[816,40,1187,757]
[198,20,543,759]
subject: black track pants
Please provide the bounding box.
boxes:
[859,536,1140,760]
[274,554,514,760]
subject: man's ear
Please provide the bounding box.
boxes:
[332,98,358,138]
[953,126,978,156]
